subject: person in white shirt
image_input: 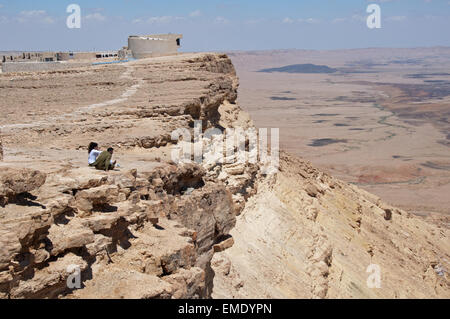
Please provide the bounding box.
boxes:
[88,142,102,165]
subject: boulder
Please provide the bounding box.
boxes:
[162,267,205,299]
[0,209,53,272]
[86,234,113,256]
[213,237,235,252]
[0,167,47,203]
[305,183,322,198]
[0,230,22,271]
[72,185,119,215]
[81,213,121,232]
[9,253,88,299]
[112,169,137,189]
[70,267,173,299]
[47,220,95,256]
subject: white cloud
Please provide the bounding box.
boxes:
[332,18,347,23]
[351,14,366,22]
[214,16,229,24]
[148,16,172,23]
[132,16,186,24]
[283,17,321,24]
[42,16,55,24]
[16,10,55,24]
[299,18,320,24]
[245,18,265,25]
[189,10,202,17]
[20,10,46,18]
[386,15,407,21]
[85,13,107,22]
[151,16,184,23]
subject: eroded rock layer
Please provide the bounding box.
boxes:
[212,153,450,298]
[0,53,448,299]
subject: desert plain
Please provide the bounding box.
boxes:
[228,47,450,216]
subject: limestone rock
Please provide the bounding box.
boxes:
[214,237,235,252]
[0,167,46,203]
[171,183,236,254]
[86,234,113,256]
[305,183,322,198]
[70,267,173,299]
[0,135,3,161]
[81,213,122,232]
[47,220,95,256]
[212,152,450,299]
[72,185,119,215]
[0,230,22,271]
[163,267,205,299]
[10,253,88,299]
[1,52,448,301]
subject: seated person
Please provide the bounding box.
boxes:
[92,148,116,171]
[88,142,102,165]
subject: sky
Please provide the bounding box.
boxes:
[0,0,449,52]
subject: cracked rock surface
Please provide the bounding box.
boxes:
[0,53,448,299]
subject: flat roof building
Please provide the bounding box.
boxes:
[128,34,182,59]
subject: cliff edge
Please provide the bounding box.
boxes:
[0,53,448,299]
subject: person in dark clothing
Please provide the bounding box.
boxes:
[92,147,116,171]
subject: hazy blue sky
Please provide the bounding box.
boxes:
[0,0,449,51]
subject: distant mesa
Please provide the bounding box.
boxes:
[308,138,347,147]
[334,123,350,127]
[313,113,339,117]
[270,96,297,101]
[424,80,449,83]
[392,155,412,160]
[405,73,450,79]
[258,64,337,74]
[389,59,423,65]
[421,161,450,171]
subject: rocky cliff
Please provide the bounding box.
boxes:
[0,53,448,299]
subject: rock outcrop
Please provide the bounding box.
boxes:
[0,53,448,299]
[0,134,3,161]
[0,168,46,206]
[212,153,450,298]
[0,53,254,299]
[0,164,240,299]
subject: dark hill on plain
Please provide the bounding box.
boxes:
[258,63,337,74]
